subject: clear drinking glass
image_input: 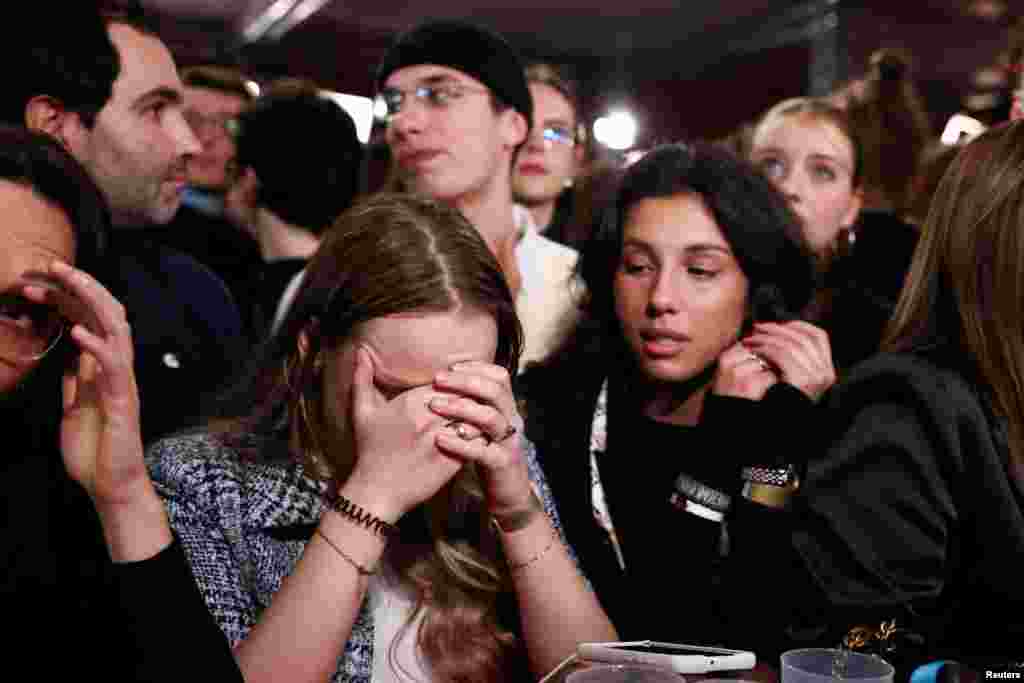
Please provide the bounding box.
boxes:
[781,648,894,683]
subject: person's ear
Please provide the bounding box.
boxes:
[501,108,529,150]
[25,96,87,153]
[297,318,321,360]
[840,186,864,229]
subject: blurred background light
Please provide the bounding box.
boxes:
[940,113,986,145]
[593,110,637,150]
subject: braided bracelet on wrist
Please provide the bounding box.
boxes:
[328,493,399,540]
[741,465,797,487]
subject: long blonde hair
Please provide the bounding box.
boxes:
[215,193,526,681]
[885,121,1024,469]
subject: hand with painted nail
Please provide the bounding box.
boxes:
[26,261,147,507]
[428,361,535,521]
[743,320,836,402]
[345,347,463,523]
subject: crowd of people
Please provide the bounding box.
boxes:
[2,3,1021,682]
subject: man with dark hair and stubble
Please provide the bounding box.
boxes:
[149,65,264,316]
[8,7,247,444]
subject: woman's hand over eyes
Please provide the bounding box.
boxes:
[427,361,535,521]
[345,347,464,523]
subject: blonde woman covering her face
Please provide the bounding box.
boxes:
[148,193,615,683]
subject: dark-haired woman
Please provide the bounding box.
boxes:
[148,193,615,683]
[0,127,241,679]
[520,142,831,652]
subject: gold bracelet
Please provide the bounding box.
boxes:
[491,489,543,533]
[741,480,798,509]
[315,528,377,575]
[507,529,558,572]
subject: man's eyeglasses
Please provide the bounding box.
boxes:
[375,83,490,120]
[0,291,66,363]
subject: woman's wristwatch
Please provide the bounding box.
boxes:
[740,465,800,508]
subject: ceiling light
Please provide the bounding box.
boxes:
[241,0,330,43]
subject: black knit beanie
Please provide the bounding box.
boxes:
[375,20,533,130]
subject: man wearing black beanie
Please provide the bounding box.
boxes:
[377,20,581,367]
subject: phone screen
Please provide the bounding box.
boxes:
[611,645,736,656]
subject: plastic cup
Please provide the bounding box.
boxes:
[567,664,684,682]
[781,648,894,683]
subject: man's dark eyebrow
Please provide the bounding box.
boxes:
[133,86,182,110]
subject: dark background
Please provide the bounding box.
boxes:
[145,0,1018,152]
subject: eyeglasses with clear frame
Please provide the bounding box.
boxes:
[537,125,576,147]
[0,285,67,364]
[375,82,491,121]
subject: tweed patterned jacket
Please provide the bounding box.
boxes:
[147,430,571,683]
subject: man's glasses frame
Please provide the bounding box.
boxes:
[375,82,491,121]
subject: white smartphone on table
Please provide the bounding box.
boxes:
[576,640,757,674]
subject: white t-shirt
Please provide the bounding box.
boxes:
[369,566,431,682]
[513,204,582,369]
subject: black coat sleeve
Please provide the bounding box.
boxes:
[109,538,243,682]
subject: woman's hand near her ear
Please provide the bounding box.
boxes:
[713,341,780,401]
[742,321,836,402]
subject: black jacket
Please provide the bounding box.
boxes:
[521,346,1023,673]
[104,233,247,444]
[1,444,242,682]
